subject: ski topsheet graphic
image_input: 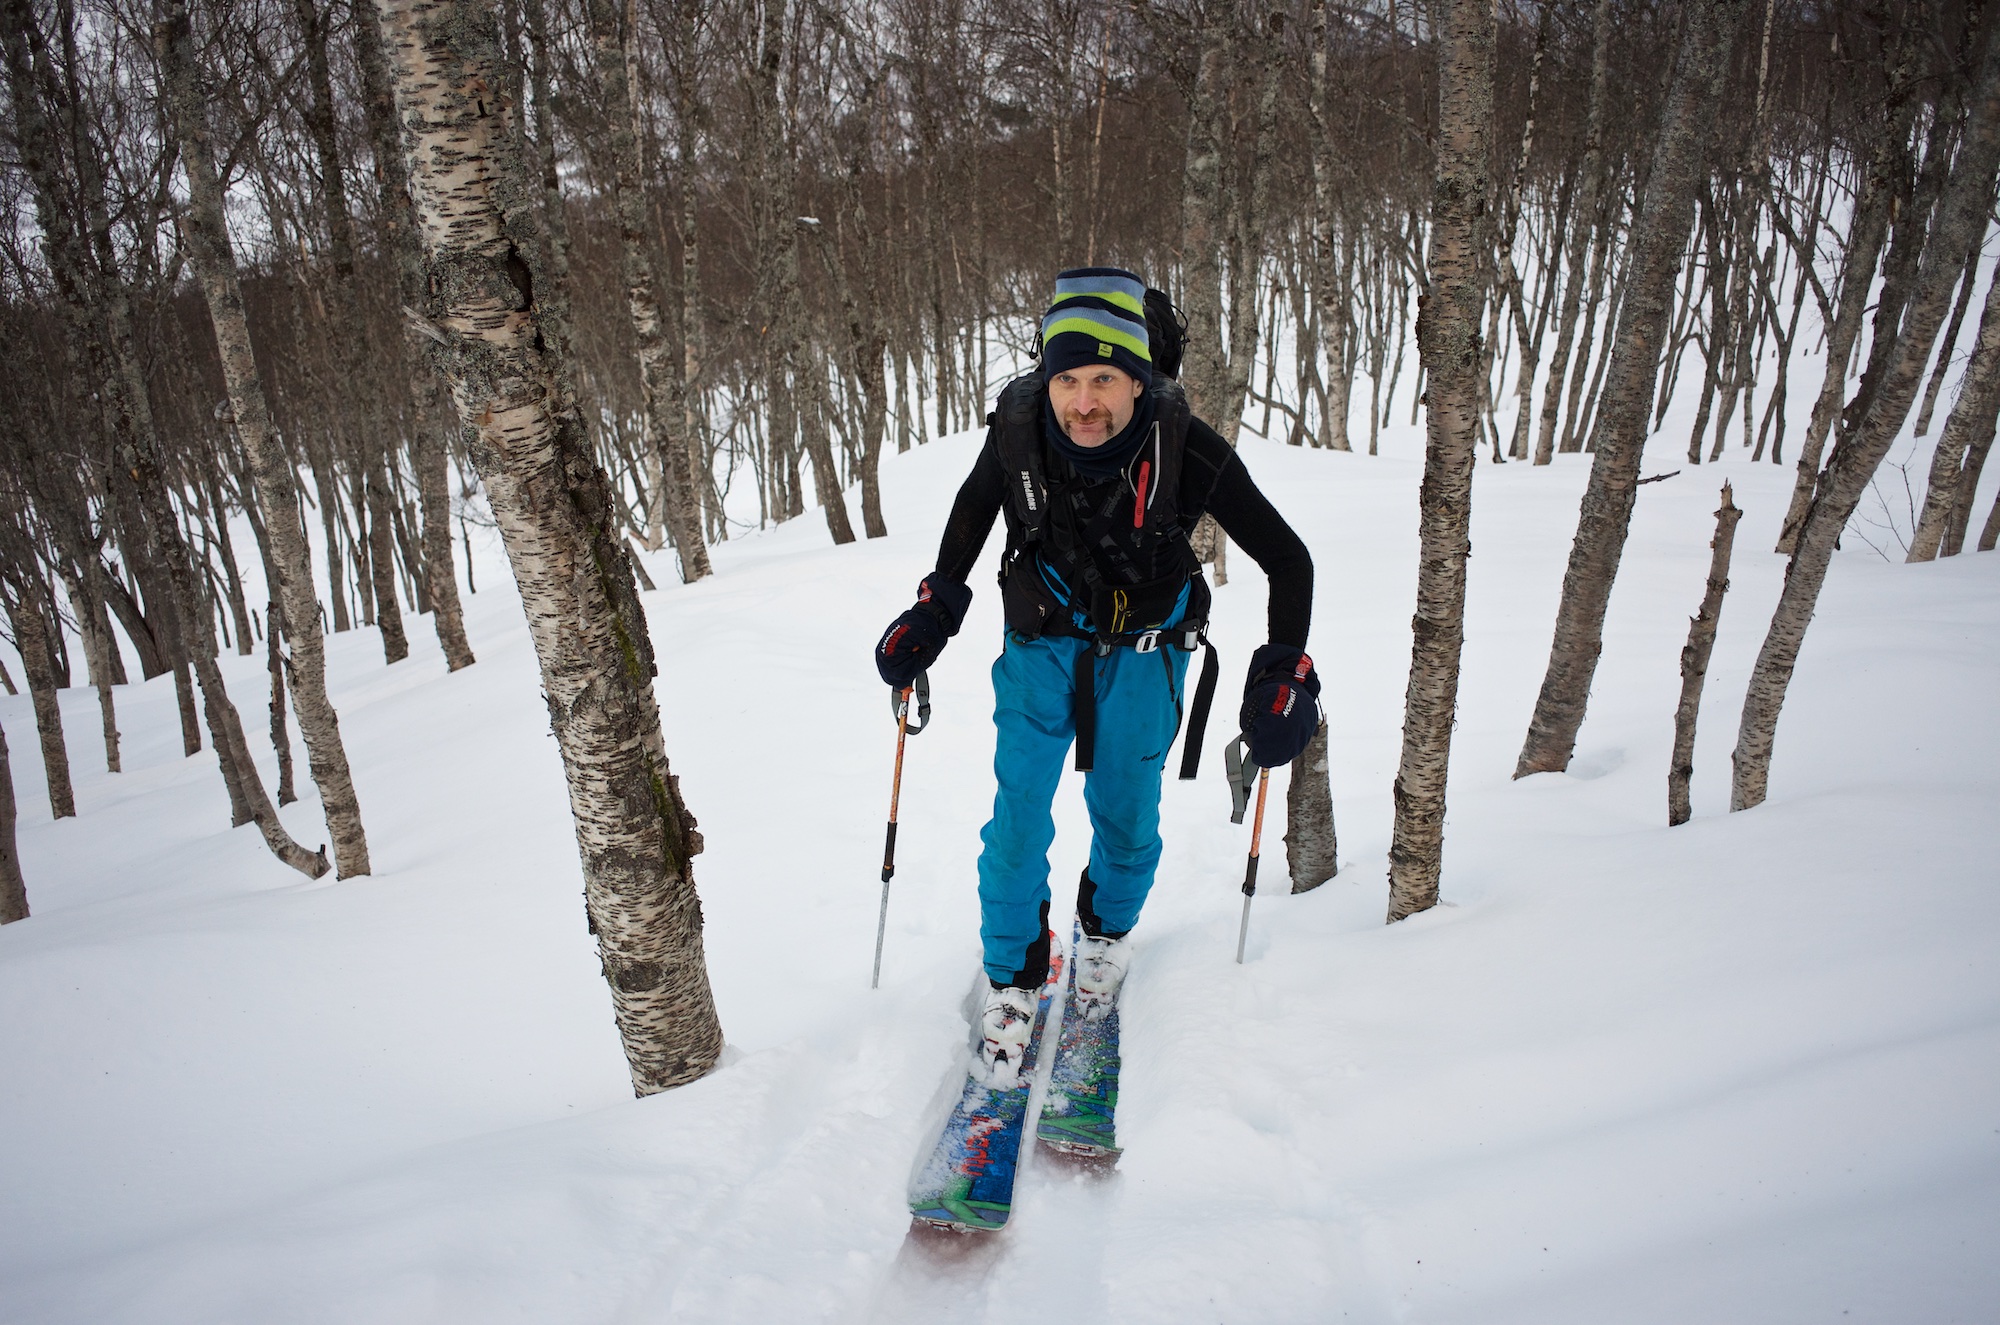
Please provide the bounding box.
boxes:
[907,940,1064,1232]
[1037,918,1121,1158]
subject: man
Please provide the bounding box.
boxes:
[875,266,1318,1083]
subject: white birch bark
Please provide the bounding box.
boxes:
[1909,260,2000,560]
[1387,0,1491,923]
[372,0,722,1091]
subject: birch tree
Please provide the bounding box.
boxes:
[582,0,710,582]
[1386,0,1491,924]
[156,0,371,877]
[371,0,722,1091]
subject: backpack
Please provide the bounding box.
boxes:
[1144,286,1188,381]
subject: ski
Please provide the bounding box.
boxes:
[1036,917,1121,1159]
[907,938,1065,1233]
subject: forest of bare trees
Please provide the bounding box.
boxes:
[4,0,1996,1079]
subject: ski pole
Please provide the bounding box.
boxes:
[1236,765,1271,964]
[874,672,930,989]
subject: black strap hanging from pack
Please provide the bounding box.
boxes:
[1073,646,1099,772]
[1178,639,1220,780]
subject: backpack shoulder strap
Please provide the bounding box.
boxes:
[994,373,1049,544]
[1148,379,1191,527]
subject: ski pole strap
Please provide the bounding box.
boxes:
[1177,638,1220,781]
[1223,733,1258,824]
[1073,645,1100,772]
[891,671,933,734]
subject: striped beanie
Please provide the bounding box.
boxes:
[1039,266,1153,387]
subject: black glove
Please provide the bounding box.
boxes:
[875,576,973,688]
[1239,644,1321,767]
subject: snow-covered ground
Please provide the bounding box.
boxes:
[3,376,1997,1322]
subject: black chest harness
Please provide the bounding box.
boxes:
[989,374,1221,778]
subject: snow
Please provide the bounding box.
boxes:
[2,387,1998,1322]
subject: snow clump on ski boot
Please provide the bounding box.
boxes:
[1075,934,1131,1020]
[976,984,1037,1088]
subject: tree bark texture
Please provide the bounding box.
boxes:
[1285,716,1336,893]
[157,0,370,877]
[583,0,709,582]
[1514,0,1745,779]
[1668,483,1742,826]
[1536,0,1615,466]
[1178,15,1232,427]
[1386,0,1491,925]
[1910,260,2000,560]
[364,452,410,663]
[355,0,475,670]
[0,722,26,923]
[1776,40,1923,553]
[63,573,120,772]
[8,592,74,820]
[1979,486,2000,551]
[1733,25,2000,813]
[373,0,722,1093]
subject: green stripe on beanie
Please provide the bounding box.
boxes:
[1041,266,1152,386]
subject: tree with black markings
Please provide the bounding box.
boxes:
[370,0,722,1091]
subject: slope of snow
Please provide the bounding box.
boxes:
[2,398,1996,1323]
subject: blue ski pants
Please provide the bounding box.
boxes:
[977,630,1191,984]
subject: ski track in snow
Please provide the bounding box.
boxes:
[2,372,1998,1323]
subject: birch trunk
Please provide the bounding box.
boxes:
[673,0,712,549]
[1514,0,1744,779]
[1387,0,1491,924]
[1178,14,1232,425]
[1776,43,1924,553]
[1910,260,2000,560]
[0,722,25,923]
[1285,716,1337,893]
[1307,0,1352,451]
[1535,0,1615,466]
[1669,483,1742,826]
[1979,488,2000,551]
[1943,420,1999,556]
[157,0,370,876]
[583,0,709,582]
[1734,26,2000,812]
[364,451,410,662]
[61,571,119,772]
[1913,237,1983,437]
[355,0,475,670]
[372,0,722,1091]
[9,592,74,820]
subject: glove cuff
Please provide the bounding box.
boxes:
[1245,643,1319,698]
[916,576,974,636]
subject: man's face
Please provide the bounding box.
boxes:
[1048,365,1144,447]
